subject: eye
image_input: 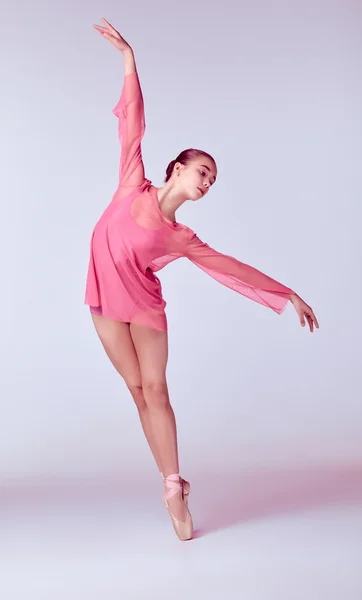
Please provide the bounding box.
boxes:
[199,168,216,186]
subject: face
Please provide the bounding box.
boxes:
[175,157,217,201]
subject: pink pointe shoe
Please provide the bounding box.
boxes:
[160,472,193,541]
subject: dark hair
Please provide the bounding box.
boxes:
[164,148,216,183]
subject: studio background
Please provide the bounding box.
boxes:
[1,0,361,487]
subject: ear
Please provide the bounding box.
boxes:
[174,162,184,176]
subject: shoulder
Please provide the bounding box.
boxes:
[111,177,153,203]
[175,223,197,240]
[175,225,201,254]
[178,224,195,234]
[128,178,153,195]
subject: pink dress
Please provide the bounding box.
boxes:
[84,71,295,331]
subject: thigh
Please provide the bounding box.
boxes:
[129,323,169,388]
[91,313,142,390]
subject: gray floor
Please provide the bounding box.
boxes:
[1,466,361,599]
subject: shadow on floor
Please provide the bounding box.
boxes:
[2,464,362,540]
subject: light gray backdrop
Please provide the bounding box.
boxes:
[1,0,361,482]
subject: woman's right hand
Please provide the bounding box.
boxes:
[92,18,132,53]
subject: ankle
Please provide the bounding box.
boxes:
[160,471,180,480]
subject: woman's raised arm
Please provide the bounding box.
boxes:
[93,19,147,190]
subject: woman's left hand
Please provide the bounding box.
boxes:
[289,294,319,332]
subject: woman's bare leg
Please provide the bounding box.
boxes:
[129,322,187,521]
[90,313,163,473]
[90,313,186,520]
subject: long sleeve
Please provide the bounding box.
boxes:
[184,232,296,314]
[112,71,146,189]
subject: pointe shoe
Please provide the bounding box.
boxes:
[160,471,190,505]
[160,472,193,541]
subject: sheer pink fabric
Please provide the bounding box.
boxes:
[84,71,295,330]
[184,234,293,314]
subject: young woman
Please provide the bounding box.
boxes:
[85,19,319,541]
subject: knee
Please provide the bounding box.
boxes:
[128,384,147,411]
[142,380,169,409]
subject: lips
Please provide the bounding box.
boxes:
[197,187,204,195]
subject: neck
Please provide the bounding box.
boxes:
[155,183,187,220]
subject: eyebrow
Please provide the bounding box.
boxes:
[200,164,217,181]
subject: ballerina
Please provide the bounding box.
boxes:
[85,18,319,541]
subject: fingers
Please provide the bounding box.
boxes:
[306,313,313,332]
[299,310,314,332]
[93,24,113,42]
[94,31,111,41]
[304,310,319,332]
[93,20,121,42]
[93,25,109,35]
[306,308,319,332]
[312,311,319,329]
[101,17,118,34]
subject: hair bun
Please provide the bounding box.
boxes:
[163,149,216,183]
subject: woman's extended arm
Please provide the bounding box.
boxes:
[184,232,295,314]
[92,19,146,190]
[184,232,319,330]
